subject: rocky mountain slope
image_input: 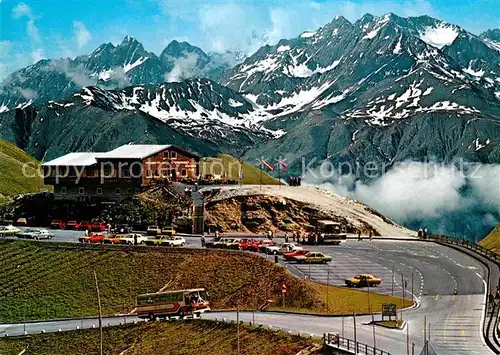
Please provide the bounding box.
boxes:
[0,78,277,161]
[219,14,500,172]
[0,14,499,175]
[0,37,241,111]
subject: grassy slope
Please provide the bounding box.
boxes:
[479,225,500,253]
[0,321,320,355]
[0,240,410,322]
[0,140,48,203]
[200,154,281,185]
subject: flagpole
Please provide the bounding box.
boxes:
[260,160,263,191]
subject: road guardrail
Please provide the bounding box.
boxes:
[323,332,391,355]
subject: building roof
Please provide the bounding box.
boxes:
[42,144,200,166]
[42,152,101,167]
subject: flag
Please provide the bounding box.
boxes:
[277,160,288,172]
[261,159,275,171]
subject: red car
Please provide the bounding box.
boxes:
[91,222,107,232]
[78,221,93,231]
[79,234,106,244]
[66,220,81,230]
[50,220,66,229]
[283,249,311,261]
[237,238,259,250]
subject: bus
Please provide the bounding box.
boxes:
[315,220,347,245]
[136,288,210,320]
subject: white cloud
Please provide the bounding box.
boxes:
[12,2,41,43]
[0,41,12,58]
[164,52,202,83]
[73,21,92,49]
[31,48,45,63]
[304,160,500,240]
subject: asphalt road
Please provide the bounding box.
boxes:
[0,234,493,354]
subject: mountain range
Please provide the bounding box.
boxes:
[0,13,499,175]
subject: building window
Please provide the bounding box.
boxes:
[78,187,85,195]
[115,188,121,195]
[181,169,187,176]
[60,187,67,195]
[127,188,133,194]
[163,151,170,159]
[96,188,103,195]
[170,151,177,159]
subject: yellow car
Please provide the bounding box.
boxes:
[144,236,171,246]
[345,274,382,288]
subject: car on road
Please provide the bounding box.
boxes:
[345,274,382,288]
[236,238,259,250]
[103,235,123,244]
[205,237,234,249]
[79,234,106,244]
[91,222,108,232]
[144,236,172,247]
[287,252,332,264]
[223,238,241,249]
[283,249,311,261]
[66,220,81,230]
[147,226,161,235]
[78,221,93,231]
[164,236,186,247]
[160,226,176,236]
[18,228,54,240]
[0,225,21,237]
[51,220,66,229]
[258,240,277,253]
[266,243,303,255]
[118,234,149,245]
[15,218,28,226]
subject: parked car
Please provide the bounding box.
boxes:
[345,274,382,288]
[144,236,171,246]
[283,249,310,261]
[15,218,28,226]
[0,225,21,237]
[18,228,54,240]
[147,226,161,236]
[258,240,277,253]
[78,221,93,231]
[0,219,14,226]
[205,237,221,248]
[118,234,149,245]
[160,226,176,236]
[164,236,186,247]
[103,235,123,244]
[236,238,259,250]
[66,220,80,230]
[91,222,107,232]
[246,239,269,252]
[79,234,106,244]
[288,252,332,264]
[266,243,303,255]
[51,220,66,229]
[113,224,133,233]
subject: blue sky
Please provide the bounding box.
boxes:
[1,0,499,80]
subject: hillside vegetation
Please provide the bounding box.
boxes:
[0,320,321,355]
[0,240,409,322]
[0,140,48,203]
[200,154,281,185]
[479,225,500,253]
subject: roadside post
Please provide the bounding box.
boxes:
[326,269,330,313]
[281,283,287,307]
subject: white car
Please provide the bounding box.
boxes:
[0,225,21,237]
[266,242,303,255]
[165,236,186,247]
[18,228,53,240]
[118,234,149,245]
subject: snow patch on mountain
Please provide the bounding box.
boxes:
[123,56,148,73]
[462,64,485,78]
[419,24,459,49]
[300,31,317,39]
[277,45,290,53]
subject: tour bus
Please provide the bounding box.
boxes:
[315,220,347,245]
[136,288,210,320]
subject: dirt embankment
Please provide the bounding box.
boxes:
[203,186,415,237]
[205,194,375,235]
